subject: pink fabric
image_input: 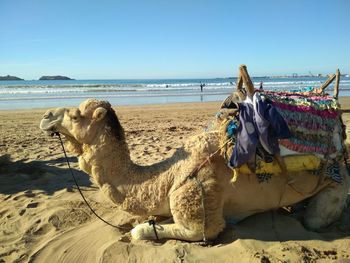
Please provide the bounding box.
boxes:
[263,90,334,101]
[272,101,339,119]
[279,139,335,155]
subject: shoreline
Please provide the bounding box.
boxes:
[0,101,222,112]
[2,96,350,112]
[0,94,228,111]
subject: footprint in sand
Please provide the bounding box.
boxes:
[48,214,60,229]
[23,190,35,198]
[26,202,39,208]
[165,146,172,151]
[33,224,51,236]
[19,209,26,216]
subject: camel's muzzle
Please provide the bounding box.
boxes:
[40,108,66,134]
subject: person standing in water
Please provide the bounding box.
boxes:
[259,82,263,90]
[200,82,205,92]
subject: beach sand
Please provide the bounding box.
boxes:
[1,100,350,262]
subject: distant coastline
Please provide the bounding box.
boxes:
[0,75,24,81]
[39,75,74,80]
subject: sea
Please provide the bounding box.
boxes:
[1,77,350,110]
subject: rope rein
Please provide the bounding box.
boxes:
[148,220,159,240]
[54,132,130,231]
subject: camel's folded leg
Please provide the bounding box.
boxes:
[131,222,204,241]
[131,169,227,241]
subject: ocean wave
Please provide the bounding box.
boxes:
[0,91,230,101]
[0,79,349,95]
[0,85,232,94]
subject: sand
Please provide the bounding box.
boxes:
[1,100,350,263]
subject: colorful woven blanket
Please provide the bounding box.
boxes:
[263,90,342,156]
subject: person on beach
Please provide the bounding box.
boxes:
[200,82,205,92]
[259,82,263,90]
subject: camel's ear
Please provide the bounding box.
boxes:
[92,107,108,122]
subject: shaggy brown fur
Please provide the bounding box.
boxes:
[105,108,125,141]
[40,99,350,241]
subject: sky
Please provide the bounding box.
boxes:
[0,0,349,79]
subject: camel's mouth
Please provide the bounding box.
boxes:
[40,120,60,133]
[39,108,66,135]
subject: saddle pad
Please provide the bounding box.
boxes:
[236,154,320,175]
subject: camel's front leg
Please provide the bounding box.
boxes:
[131,174,226,241]
[131,222,203,241]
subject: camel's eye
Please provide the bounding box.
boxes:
[69,110,81,122]
[69,115,79,123]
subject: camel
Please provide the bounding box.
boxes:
[40,68,349,242]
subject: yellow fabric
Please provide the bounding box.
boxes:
[236,154,321,175]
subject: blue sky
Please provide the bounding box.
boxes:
[0,0,349,79]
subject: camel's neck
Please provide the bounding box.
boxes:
[88,134,177,181]
[83,134,182,215]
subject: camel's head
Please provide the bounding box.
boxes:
[40,99,124,145]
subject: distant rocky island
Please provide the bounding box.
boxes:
[39,75,74,80]
[0,75,24,81]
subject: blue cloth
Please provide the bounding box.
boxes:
[253,93,291,154]
[230,103,258,170]
[227,120,238,137]
[229,93,291,171]
[289,86,314,93]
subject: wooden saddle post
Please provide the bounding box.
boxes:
[315,68,341,98]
